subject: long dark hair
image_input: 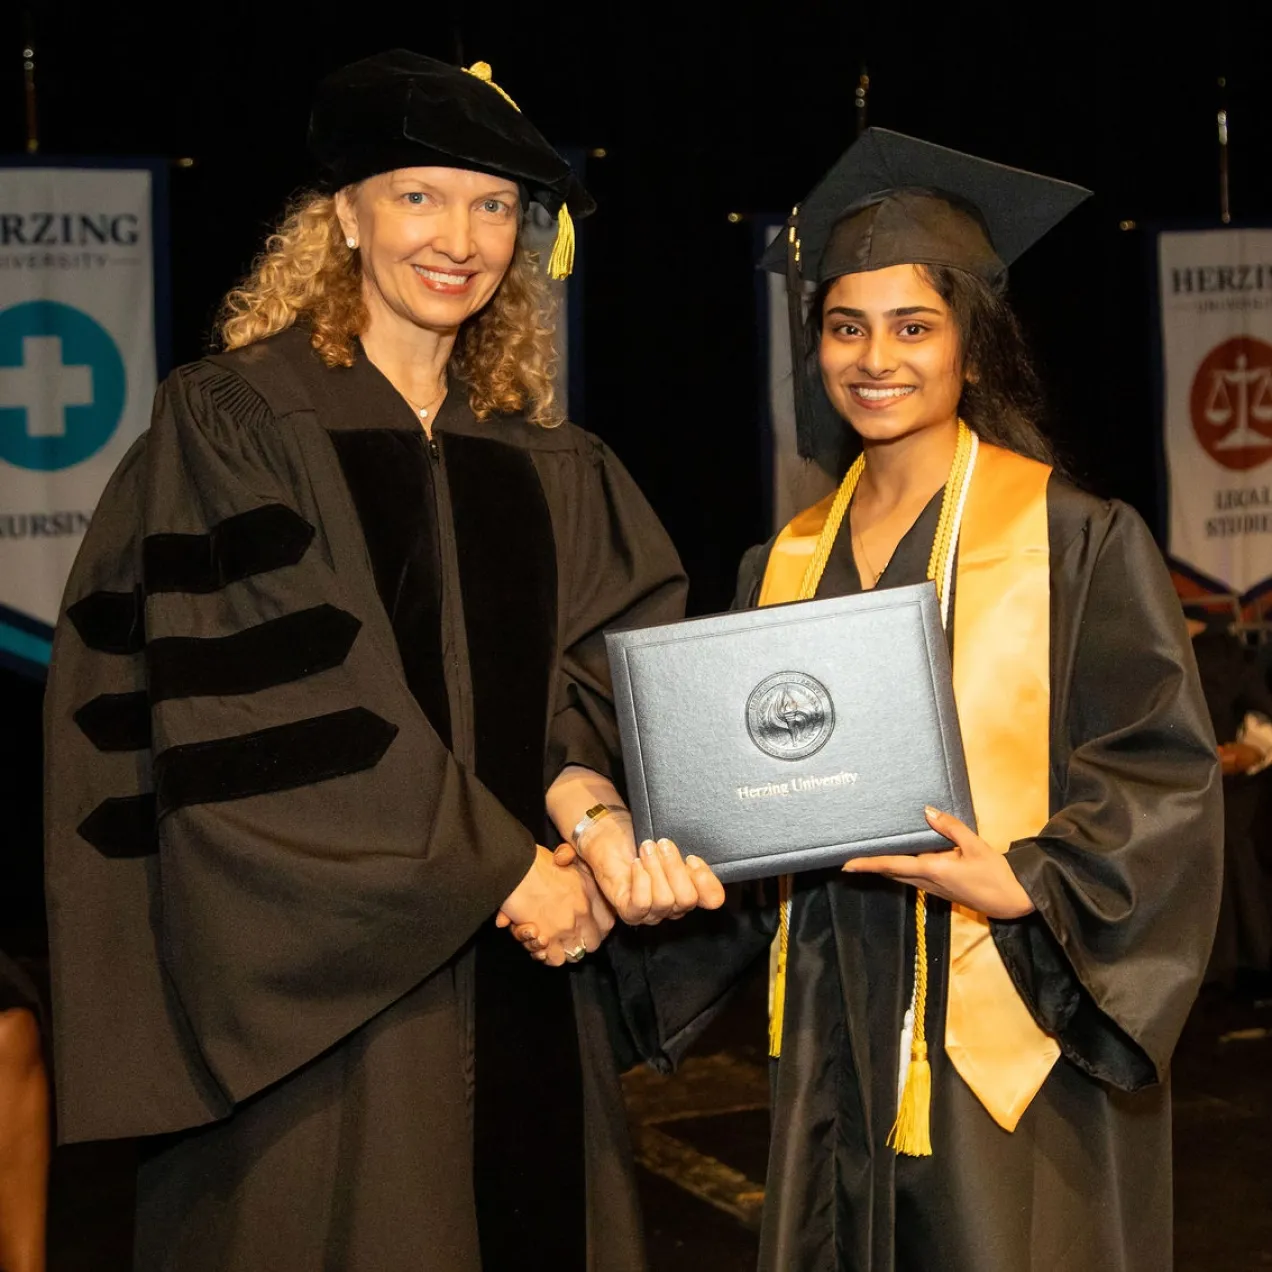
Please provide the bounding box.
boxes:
[809,263,1059,470]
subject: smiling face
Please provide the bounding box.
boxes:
[336,166,521,337]
[818,263,966,444]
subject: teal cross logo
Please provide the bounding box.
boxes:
[0,300,126,471]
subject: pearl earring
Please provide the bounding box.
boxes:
[346,237,357,249]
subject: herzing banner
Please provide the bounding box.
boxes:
[0,163,164,675]
[1159,227,1272,605]
[759,222,836,536]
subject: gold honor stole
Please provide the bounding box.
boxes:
[758,442,1061,1133]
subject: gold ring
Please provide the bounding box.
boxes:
[564,944,587,962]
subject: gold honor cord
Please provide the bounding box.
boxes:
[767,419,976,1160]
[463,61,575,280]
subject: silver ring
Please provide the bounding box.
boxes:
[564,944,587,963]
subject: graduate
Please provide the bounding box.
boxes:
[618,130,1224,1271]
[42,49,720,1272]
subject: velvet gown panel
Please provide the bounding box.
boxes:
[618,479,1221,1272]
[44,326,686,1271]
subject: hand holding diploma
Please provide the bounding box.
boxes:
[841,806,1036,920]
[501,766,726,962]
[548,765,725,923]
[571,825,725,926]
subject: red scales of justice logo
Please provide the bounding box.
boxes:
[1191,336,1272,471]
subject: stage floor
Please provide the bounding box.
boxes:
[36,960,1272,1271]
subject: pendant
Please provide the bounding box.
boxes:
[419,408,429,420]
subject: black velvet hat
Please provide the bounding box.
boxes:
[308,49,593,278]
[767,129,1091,466]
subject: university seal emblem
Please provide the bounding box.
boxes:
[745,671,835,760]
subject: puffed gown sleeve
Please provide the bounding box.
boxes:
[544,435,689,785]
[993,498,1224,1088]
[44,364,537,1143]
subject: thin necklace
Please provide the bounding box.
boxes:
[852,528,888,587]
[850,463,957,589]
[399,380,448,424]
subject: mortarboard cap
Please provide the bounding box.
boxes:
[760,128,1091,290]
[308,50,592,278]
[765,129,1091,466]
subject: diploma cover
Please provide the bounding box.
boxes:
[605,581,974,882]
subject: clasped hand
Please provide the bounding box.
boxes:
[497,844,611,967]
[498,812,726,964]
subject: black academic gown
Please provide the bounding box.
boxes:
[617,479,1223,1272]
[44,326,686,1272]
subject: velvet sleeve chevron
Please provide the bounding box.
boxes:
[543,434,688,786]
[44,362,537,1144]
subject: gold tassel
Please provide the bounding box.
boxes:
[462,61,521,112]
[763,422,972,1138]
[767,971,786,1057]
[768,875,792,1056]
[768,454,866,1059]
[462,60,576,282]
[888,1040,933,1157]
[889,886,934,1156]
[548,203,575,280]
[881,423,971,1157]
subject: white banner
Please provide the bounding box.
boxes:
[0,165,159,672]
[1160,227,1272,600]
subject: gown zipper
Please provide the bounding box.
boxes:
[424,428,469,754]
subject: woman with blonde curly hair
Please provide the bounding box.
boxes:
[44,49,722,1272]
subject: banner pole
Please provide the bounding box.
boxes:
[1217,100,1230,226]
[1215,0,1231,226]
[21,12,38,155]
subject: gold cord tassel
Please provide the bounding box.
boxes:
[768,875,792,1056]
[889,888,934,1156]
[767,422,975,1164]
[462,60,576,281]
[768,456,867,1058]
[462,61,521,112]
[548,202,575,280]
[890,1040,933,1155]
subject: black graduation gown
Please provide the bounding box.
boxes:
[43,326,686,1272]
[617,479,1223,1272]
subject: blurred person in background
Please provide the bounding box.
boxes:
[1183,601,1272,991]
[0,951,47,1272]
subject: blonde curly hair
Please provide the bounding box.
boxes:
[218,191,561,426]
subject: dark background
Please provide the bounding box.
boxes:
[2,0,1271,946]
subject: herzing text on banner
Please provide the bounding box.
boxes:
[1160,227,1272,602]
[0,165,159,673]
